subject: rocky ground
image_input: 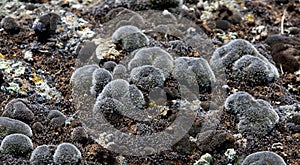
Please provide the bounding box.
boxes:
[0,0,299,164]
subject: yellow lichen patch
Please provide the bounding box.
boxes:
[32,73,44,83]
[245,13,255,22]
[0,53,5,59]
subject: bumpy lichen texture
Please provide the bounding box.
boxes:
[97,79,145,111]
[128,47,174,77]
[91,68,112,96]
[225,92,279,136]
[30,145,52,165]
[0,117,33,137]
[210,39,279,85]
[70,64,99,94]
[173,57,216,92]
[112,25,149,52]
[3,98,34,122]
[53,143,82,165]
[233,55,278,84]
[0,133,33,155]
[130,65,165,91]
[242,151,287,165]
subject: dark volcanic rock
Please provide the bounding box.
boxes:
[1,16,20,34]
[32,13,61,41]
[265,34,300,73]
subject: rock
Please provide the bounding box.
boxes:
[196,130,234,152]
[30,145,52,165]
[0,117,32,137]
[130,65,165,91]
[228,13,243,25]
[3,98,34,122]
[128,47,174,77]
[48,110,66,127]
[71,127,88,143]
[265,34,300,73]
[215,20,231,31]
[0,16,20,34]
[225,92,279,136]
[53,143,82,165]
[32,13,60,40]
[78,41,97,63]
[112,25,149,52]
[242,151,287,165]
[32,122,44,133]
[0,133,33,156]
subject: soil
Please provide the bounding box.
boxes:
[0,0,299,164]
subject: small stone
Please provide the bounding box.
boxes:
[53,143,82,165]
[0,133,33,156]
[196,130,233,152]
[71,127,88,143]
[30,145,52,165]
[1,16,20,34]
[0,117,33,137]
[215,20,231,31]
[48,110,66,127]
[47,110,65,119]
[32,13,60,40]
[228,13,243,25]
[32,122,44,133]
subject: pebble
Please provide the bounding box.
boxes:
[32,13,61,40]
[0,133,33,156]
[32,122,44,133]
[265,34,300,73]
[215,20,231,31]
[53,143,82,165]
[48,110,67,127]
[71,127,88,143]
[196,130,233,152]
[30,145,52,165]
[0,16,20,34]
[0,117,33,137]
[2,98,34,122]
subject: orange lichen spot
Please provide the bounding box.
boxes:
[33,73,44,83]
